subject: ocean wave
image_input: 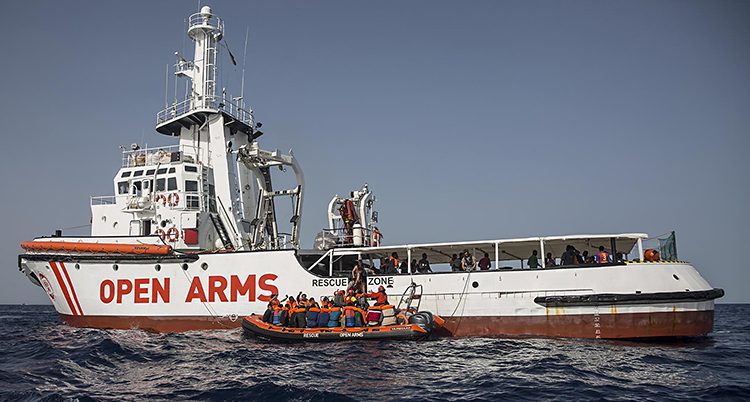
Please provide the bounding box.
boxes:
[1,305,749,401]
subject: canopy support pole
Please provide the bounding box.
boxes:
[407,247,412,274]
[637,238,644,262]
[494,242,499,270]
[540,239,546,268]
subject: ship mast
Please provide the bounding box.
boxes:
[153,5,304,251]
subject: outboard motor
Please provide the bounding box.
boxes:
[408,312,435,331]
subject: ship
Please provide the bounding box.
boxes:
[18,5,723,338]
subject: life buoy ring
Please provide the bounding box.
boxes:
[155,194,167,207]
[168,193,180,207]
[155,228,166,241]
[166,227,180,242]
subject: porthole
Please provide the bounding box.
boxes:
[472,281,479,288]
[75,263,80,270]
[112,264,119,271]
[181,263,189,271]
[155,264,161,272]
[201,262,208,271]
[673,274,680,280]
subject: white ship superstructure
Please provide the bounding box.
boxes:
[18,6,723,338]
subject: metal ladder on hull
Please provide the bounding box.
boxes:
[209,213,233,250]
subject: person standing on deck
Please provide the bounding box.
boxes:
[528,250,540,269]
[478,252,492,270]
[417,253,432,273]
[349,261,365,293]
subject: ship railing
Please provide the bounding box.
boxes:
[320,227,375,248]
[187,11,224,36]
[156,95,253,127]
[175,59,194,75]
[121,144,206,168]
[90,195,117,205]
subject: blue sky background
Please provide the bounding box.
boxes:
[0,1,747,303]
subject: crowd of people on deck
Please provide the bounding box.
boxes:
[527,245,614,268]
[261,284,392,329]
[349,244,620,275]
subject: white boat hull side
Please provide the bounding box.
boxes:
[20,250,719,338]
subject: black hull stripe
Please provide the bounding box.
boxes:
[534,288,724,307]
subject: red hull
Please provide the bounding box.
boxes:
[59,310,715,338]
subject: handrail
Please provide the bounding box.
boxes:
[156,95,253,127]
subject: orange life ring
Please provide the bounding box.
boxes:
[156,194,167,207]
[166,227,180,242]
[155,228,166,241]
[168,193,180,207]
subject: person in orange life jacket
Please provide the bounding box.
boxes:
[333,290,345,307]
[307,297,319,309]
[389,252,400,273]
[595,246,611,264]
[478,252,492,270]
[366,285,389,306]
[297,292,308,307]
[345,289,357,306]
[381,257,396,275]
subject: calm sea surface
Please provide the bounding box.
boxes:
[1,304,748,401]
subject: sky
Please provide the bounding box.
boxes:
[0,0,748,303]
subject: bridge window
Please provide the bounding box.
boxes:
[156,178,165,191]
[117,181,128,194]
[121,171,131,178]
[167,177,177,191]
[185,165,198,173]
[133,170,143,177]
[185,180,198,192]
[157,168,167,175]
[168,167,175,173]
[146,169,155,175]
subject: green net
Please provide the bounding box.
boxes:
[658,232,678,260]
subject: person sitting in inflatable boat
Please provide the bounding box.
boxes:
[365,286,388,306]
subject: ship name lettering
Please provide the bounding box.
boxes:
[185,274,278,303]
[100,278,170,304]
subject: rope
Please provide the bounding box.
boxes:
[180,267,231,329]
[448,269,473,330]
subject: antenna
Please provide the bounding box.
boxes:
[164,63,169,110]
[240,26,249,104]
